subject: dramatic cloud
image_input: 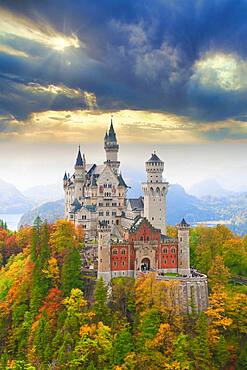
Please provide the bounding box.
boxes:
[0,6,80,52]
[1,0,247,142]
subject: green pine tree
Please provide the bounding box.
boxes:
[61,247,83,296]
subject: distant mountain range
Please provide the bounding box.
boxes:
[23,183,64,205]
[0,178,246,235]
[0,179,32,214]
[18,199,64,228]
[188,178,236,198]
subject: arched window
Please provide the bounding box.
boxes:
[112,249,118,255]
[140,236,144,241]
[146,236,150,241]
[122,261,125,266]
[164,259,167,264]
[121,248,126,255]
[163,248,168,254]
[172,259,175,264]
[171,248,176,253]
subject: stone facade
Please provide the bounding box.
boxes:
[64,119,208,313]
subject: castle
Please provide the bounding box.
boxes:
[64,119,208,313]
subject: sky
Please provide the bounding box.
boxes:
[0,0,247,192]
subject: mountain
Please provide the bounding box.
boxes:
[188,179,235,198]
[0,178,33,214]
[18,199,64,228]
[18,184,218,229]
[23,182,64,205]
[167,184,217,224]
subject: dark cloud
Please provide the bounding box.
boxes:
[1,0,247,128]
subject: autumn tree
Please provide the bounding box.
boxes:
[93,277,110,324]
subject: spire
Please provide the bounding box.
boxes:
[63,171,67,181]
[75,145,83,167]
[108,117,117,142]
[177,218,190,228]
[104,131,108,142]
[147,151,162,163]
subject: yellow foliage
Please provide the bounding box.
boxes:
[206,286,233,343]
[42,257,60,285]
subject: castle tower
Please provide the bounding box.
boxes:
[177,218,190,276]
[142,152,169,234]
[104,119,120,174]
[97,221,112,284]
[74,146,85,199]
[63,171,68,189]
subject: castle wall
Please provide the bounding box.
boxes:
[158,275,208,313]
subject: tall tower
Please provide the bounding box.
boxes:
[74,146,85,200]
[177,218,190,277]
[142,152,169,234]
[97,221,112,284]
[104,119,120,174]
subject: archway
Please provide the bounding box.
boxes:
[141,257,150,272]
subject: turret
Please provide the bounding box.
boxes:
[74,146,85,199]
[97,221,112,284]
[177,218,190,277]
[104,118,120,174]
[142,152,169,234]
[63,171,68,189]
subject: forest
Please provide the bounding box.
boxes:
[0,219,246,369]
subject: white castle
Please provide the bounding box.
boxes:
[64,119,208,313]
[64,119,168,240]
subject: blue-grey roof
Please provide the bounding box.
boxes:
[118,173,128,188]
[75,147,83,166]
[178,218,190,228]
[63,171,67,180]
[108,120,117,142]
[147,152,162,163]
[71,198,82,212]
[128,197,144,211]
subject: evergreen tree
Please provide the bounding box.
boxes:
[93,277,110,323]
[61,247,83,296]
[214,335,229,369]
[191,313,211,370]
[30,222,51,313]
[111,325,134,365]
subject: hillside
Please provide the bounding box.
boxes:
[23,182,64,205]
[0,220,246,369]
[0,178,33,214]
[18,199,64,228]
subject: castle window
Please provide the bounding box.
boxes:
[146,236,150,241]
[172,259,175,264]
[171,248,176,253]
[108,184,112,188]
[112,249,118,255]
[99,202,103,207]
[99,211,104,216]
[112,202,117,206]
[140,236,144,241]
[164,259,167,264]
[104,184,107,188]
[114,261,118,267]
[163,248,168,253]
[106,211,109,216]
[121,248,126,255]
[82,215,86,220]
[112,211,116,216]
[122,261,125,266]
